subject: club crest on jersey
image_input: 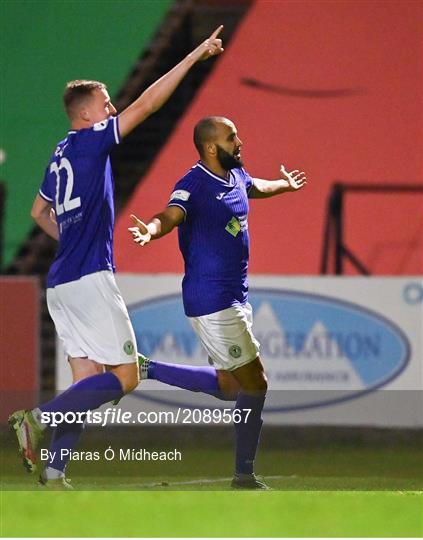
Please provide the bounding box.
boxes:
[93,119,108,131]
[123,340,135,356]
[170,189,190,202]
[229,345,242,358]
[225,216,241,237]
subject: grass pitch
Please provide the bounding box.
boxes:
[1,427,422,537]
[1,490,422,537]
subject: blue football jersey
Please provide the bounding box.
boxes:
[168,161,254,317]
[39,116,120,287]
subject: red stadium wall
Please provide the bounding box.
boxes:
[115,0,422,275]
[0,278,39,423]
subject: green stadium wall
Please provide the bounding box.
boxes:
[0,0,172,267]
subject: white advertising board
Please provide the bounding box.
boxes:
[56,276,422,427]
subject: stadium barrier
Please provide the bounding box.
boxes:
[55,275,422,428]
[0,277,40,423]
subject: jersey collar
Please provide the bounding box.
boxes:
[196,161,233,187]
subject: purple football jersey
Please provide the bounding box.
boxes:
[39,117,120,287]
[168,161,254,317]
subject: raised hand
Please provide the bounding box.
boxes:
[280,165,307,191]
[192,25,224,62]
[128,214,151,246]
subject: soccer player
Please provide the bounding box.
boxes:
[128,116,307,489]
[8,28,224,489]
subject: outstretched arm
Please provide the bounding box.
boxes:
[128,206,185,246]
[119,26,224,138]
[249,165,307,199]
[31,195,59,240]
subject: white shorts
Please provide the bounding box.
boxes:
[47,271,137,365]
[189,303,260,371]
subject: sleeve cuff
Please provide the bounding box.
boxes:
[39,189,53,202]
[167,203,187,221]
[113,116,120,144]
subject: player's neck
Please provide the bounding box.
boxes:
[70,120,90,131]
[200,159,230,180]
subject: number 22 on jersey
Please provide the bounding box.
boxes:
[50,158,81,216]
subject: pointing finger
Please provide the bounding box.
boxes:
[210,25,224,39]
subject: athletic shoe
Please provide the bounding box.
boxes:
[112,353,150,405]
[231,473,270,490]
[8,409,43,473]
[38,471,73,490]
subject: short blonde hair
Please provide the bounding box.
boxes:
[63,80,106,119]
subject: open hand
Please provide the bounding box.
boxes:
[128,214,151,246]
[280,165,307,191]
[193,25,224,62]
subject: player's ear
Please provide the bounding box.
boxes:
[79,107,90,121]
[206,142,216,156]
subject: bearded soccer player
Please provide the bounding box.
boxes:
[8,29,224,489]
[129,116,307,489]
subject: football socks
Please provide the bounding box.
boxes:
[234,392,265,475]
[39,372,124,417]
[148,361,220,396]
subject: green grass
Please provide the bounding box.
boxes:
[2,473,422,492]
[2,446,422,490]
[2,430,422,536]
[1,490,422,537]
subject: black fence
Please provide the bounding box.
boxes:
[320,183,423,275]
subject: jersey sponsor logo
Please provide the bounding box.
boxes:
[216,192,226,200]
[59,211,84,232]
[225,216,241,237]
[170,189,191,202]
[93,119,109,131]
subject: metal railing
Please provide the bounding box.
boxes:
[320,183,423,275]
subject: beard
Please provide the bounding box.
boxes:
[216,145,244,171]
